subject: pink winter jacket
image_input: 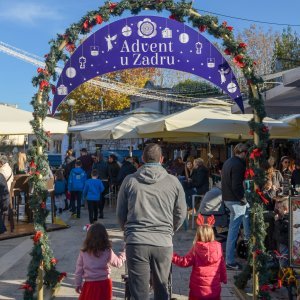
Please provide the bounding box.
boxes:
[75,249,126,287]
[172,241,227,299]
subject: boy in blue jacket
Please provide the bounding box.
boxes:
[83,169,104,224]
[68,160,87,218]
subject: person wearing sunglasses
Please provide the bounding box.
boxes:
[279,156,292,195]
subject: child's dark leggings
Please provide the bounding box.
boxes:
[70,191,82,218]
[87,200,99,224]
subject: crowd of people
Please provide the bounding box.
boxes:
[1,142,300,299]
[73,143,300,300]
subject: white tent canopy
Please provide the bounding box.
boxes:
[136,105,298,139]
[75,108,163,140]
[281,114,300,129]
[0,104,68,134]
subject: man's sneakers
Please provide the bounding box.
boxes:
[226,262,242,270]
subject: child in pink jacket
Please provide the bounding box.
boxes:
[75,223,126,300]
[172,214,227,300]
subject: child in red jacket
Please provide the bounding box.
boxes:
[172,214,227,300]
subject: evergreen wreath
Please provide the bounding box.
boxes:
[26,0,269,299]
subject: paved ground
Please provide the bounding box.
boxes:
[0,206,240,300]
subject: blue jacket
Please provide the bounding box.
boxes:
[54,179,67,195]
[83,178,105,201]
[68,167,87,192]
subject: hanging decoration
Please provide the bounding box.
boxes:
[27,0,268,298]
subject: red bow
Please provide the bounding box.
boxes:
[51,258,58,265]
[250,148,262,160]
[109,2,117,10]
[33,231,43,243]
[256,189,269,205]
[58,272,67,282]
[39,80,49,90]
[19,283,33,291]
[233,55,246,68]
[95,15,103,24]
[66,43,76,53]
[239,42,247,49]
[245,168,255,179]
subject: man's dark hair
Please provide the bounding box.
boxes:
[109,154,117,161]
[91,169,98,177]
[75,160,82,167]
[143,143,162,163]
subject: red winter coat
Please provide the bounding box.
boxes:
[172,240,227,300]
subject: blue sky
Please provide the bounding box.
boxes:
[0,0,300,112]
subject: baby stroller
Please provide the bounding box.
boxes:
[197,186,229,241]
[122,263,175,300]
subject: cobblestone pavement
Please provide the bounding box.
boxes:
[0,206,239,300]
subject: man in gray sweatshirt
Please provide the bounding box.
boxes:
[117,143,187,300]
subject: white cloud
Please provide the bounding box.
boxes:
[0,2,62,24]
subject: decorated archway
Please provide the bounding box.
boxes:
[27,1,269,299]
[52,15,244,114]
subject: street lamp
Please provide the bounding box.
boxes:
[99,97,103,112]
[67,98,76,149]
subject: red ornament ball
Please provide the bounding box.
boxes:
[199,25,207,32]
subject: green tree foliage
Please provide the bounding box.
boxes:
[172,79,221,98]
[58,68,156,121]
[273,27,300,72]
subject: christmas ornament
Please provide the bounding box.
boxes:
[199,25,207,32]
[51,85,56,95]
[224,48,231,55]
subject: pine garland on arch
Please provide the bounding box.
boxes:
[26,0,269,298]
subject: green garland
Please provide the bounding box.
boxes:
[26,0,269,298]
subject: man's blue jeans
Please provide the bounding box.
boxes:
[224,201,250,264]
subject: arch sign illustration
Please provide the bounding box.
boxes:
[52,16,244,114]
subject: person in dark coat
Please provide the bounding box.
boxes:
[107,154,120,186]
[92,154,109,219]
[117,157,137,186]
[184,158,209,209]
[221,143,249,270]
[78,148,94,178]
[63,149,76,181]
[92,154,108,181]
[0,173,9,234]
[291,159,300,188]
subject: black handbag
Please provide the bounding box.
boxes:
[237,239,249,259]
